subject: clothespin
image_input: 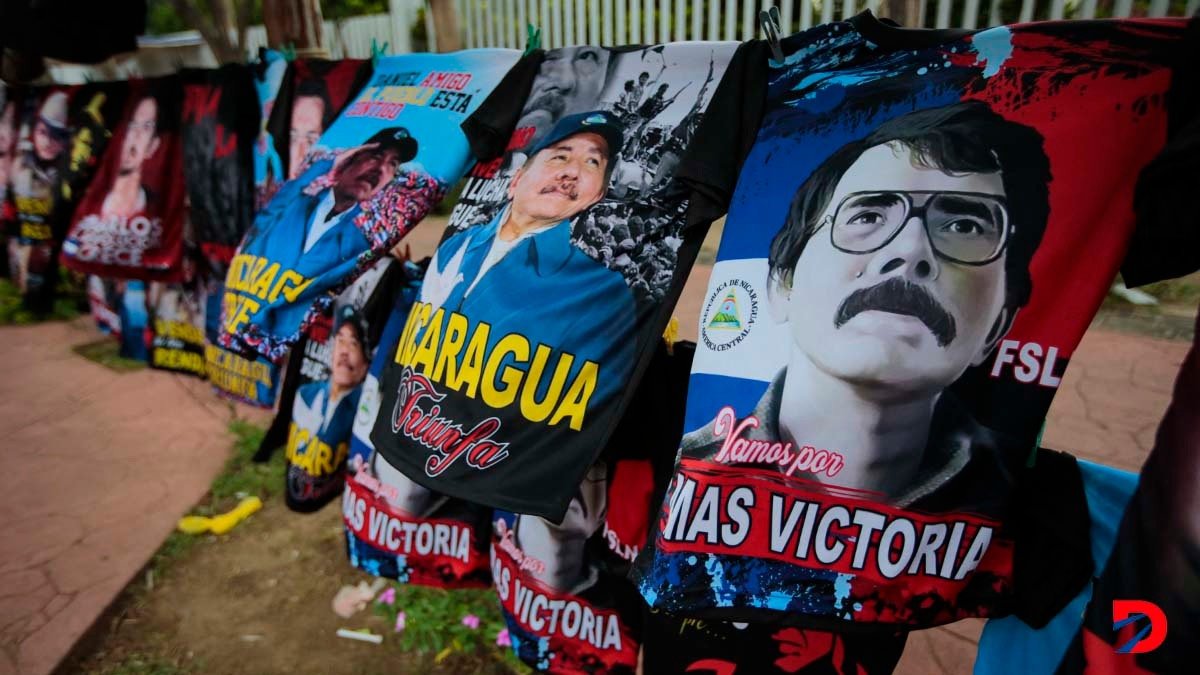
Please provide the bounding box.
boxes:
[281,42,297,62]
[662,316,680,355]
[370,38,389,67]
[1026,421,1046,468]
[524,23,542,56]
[760,7,785,64]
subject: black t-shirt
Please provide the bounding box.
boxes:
[180,65,259,272]
[633,12,1199,631]
[370,42,739,521]
[493,340,694,673]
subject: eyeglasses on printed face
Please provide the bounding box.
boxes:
[821,190,1012,265]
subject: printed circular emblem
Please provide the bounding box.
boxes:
[700,278,758,353]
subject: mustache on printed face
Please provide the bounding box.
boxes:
[834,277,957,347]
[524,89,567,120]
[540,180,579,200]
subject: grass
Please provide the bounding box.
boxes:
[0,273,86,325]
[73,339,148,372]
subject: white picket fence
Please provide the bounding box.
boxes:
[451,0,1198,49]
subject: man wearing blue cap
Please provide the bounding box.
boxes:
[225,127,417,346]
[421,110,637,414]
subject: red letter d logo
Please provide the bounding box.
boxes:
[1112,599,1167,654]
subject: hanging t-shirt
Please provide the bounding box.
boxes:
[181,65,259,270]
[343,258,493,588]
[202,276,279,408]
[633,13,1199,630]
[118,279,149,361]
[6,86,71,302]
[221,50,520,362]
[87,274,121,336]
[10,82,127,313]
[62,75,187,282]
[492,341,693,673]
[369,42,737,522]
[282,257,402,511]
[266,58,373,185]
[147,281,206,377]
[252,49,289,211]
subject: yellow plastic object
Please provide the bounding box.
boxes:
[176,496,263,535]
[662,316,680,355]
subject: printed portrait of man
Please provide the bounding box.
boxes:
[101,94,161,221]
[287,305,371,504]
[288,79,333,180]
[236,126,417,336]
[10,91,69,292]
[507,462,608,595]
[516,47,614,149]
[420,110,637,412]
[685,101,1052,511]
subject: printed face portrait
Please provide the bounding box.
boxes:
[519,47,610,141]
[289,95,325,179]
[774,141,1009,396]
[513,463,607,593]
[331,323,368,390]
[334,145,402,204]
[118,97,160,175]
[32,119,67,163]
[508,132,610,226]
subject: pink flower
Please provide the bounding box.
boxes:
[377,587,395,606]
[394,611,407,633]
[495,628,511,647]
[461,614,480,629]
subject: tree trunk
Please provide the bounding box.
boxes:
[262,0,329,58]
[428,0,462,52]
[171,0,241,63]
[882,0,926,28]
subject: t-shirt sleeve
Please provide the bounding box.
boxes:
[1122,19,1200,287]
[460,51,545,161]
[675,40,770,227]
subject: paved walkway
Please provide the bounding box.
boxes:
[0,319,268,675]
[0,262,1191,674]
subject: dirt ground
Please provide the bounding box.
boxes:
[52,214,1200,675]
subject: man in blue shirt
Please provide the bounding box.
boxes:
[420,110,637,416]
[225,127,418,353]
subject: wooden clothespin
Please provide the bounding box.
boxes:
[760,7,785,64]
[524,23,542,56]
[662,316,680,355]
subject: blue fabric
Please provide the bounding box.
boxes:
[974,460,1139,675]
[431,211,639,408]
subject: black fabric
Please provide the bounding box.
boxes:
[1010,447,1093,628]
[675,40,770,228]
[641,611,908,675]
[180,65,260,273]
[0,0,144,65]
[459,50,545,161]
[1124,18,1200,288]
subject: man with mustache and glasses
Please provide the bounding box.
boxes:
[685,102,1051,511]
[420,110,637,413]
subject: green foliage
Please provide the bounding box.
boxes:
[0,274,84,325]
[72,340,147,372]
[372,583,526,672]
[207,420,283,508]
[323,0,389,21]
[90,652,189,675]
